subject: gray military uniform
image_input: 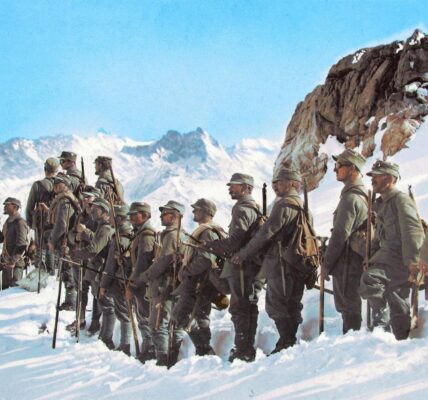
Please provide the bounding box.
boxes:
[208,194,261,359]
[95,170,124,203]
[237,188,313,350]
[324,178,368,333]
[141,224,186,365]
[360,187,424,339]
[172,223,222,355]
[0,213,29,289]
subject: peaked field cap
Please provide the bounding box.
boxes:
[333,149,366,171]
[82,186,102,198]
[227,173,254,186]
[366,160,401,179]
[54,173,72,187]
[272,168,302,183]
[58,151,77,161]
[128,202,151,215]
[114,204,130,217]
[92,197,110,213]
[191,198,217,216]
[94,156,112,163]
[44,157,60,170]
[159,200,185,215]
[3,197,21,208]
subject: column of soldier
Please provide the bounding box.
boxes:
[1,148,428,368]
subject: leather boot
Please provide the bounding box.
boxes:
[138,339,156,364]
[343,314,362,334]
[45,252,56,276]
[115,344,131,356]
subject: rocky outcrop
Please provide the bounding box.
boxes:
[276,30,428,189]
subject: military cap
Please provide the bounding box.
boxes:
[114,204,130,217]
[58,151,77,162]
[159,200,185,215]
[333,149,366,171]
[3,197,21,208]
[82,186,102,198]
[227,173,254,187]
[44,157,60,172]
[128,202,151,215]
[366,160,401,179]
[53,173,72,188]
[191,198,217,217]
[92,197,110,213]
[94,156,112,164]
[272,168,302,183]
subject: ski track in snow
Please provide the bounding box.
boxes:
[1,124,428,399]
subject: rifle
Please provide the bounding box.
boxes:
[59,257,131,283]
[364,190,374,328]
[318,236,328,334]
[262,183,267,217]
[108,162,125,205]
[167,214,182,368]
[107,188,140,356]
[52,203,72,349]
[37,206,45,294]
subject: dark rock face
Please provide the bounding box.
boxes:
[276,30,428,189]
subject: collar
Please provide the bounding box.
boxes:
[380,187,400,203]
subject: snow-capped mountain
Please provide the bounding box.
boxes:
[0,128,280,230]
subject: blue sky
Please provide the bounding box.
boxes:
[0,0,427,145]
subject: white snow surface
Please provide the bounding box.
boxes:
[1,124,428,399]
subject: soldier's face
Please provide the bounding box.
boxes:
[59,159,72,170]
[192,208,204,222]
[83,196,94,209]
[272,179,290,196]
[161,211,175,226]
[371,174,392,194]
[3,203,16,215]
[94,162,101,175]
[91,205,103,220]
[334,162,352,182]
[130,212,144,227]
[228,184,244,199]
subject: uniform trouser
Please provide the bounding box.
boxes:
[149,296,184,360]
[265,269,306,346]
[108,283,133,346]
[61,261,76,306]
[134,290,152,344]
[172,284,214,351]
[98,293,116,342]
[332,254,363,333]
[359,265,411,340]
[227,265,261,352]
[0,266,23,289]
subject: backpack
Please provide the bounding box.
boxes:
[241,201,267,246]
[281,197,319,272]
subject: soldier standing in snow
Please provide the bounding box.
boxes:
[360,160,424,340]
[172,198,226,356]
[140,200,186,367]
[94,156,125,204]
[231,168,315,354]
[58,151,86,198]
[0,198,29,289]
[125,202,157,363]
[322,150,368,333]
[207,173,262,362]
[25,157,60,275]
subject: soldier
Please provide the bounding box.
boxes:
[172,198,226,356]
[58,151,85,197]
[0,198,29,289]
[25,157,59,275]
[66,186,103,334]
[207,173,262,362]
[94,156,124,204]
[125,202,157,363]
[231,168,315,354]
[323,149,368,333]
[360,160,424,340]
[99,204,134,355]
[140,200,186,367]
[46,173,80,310]
[71,197,114,344]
